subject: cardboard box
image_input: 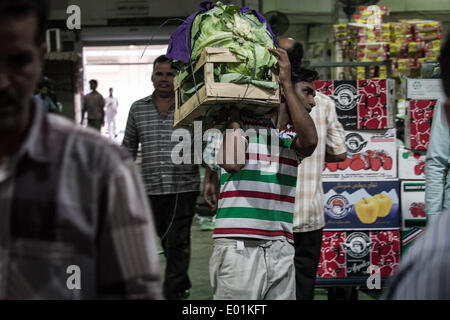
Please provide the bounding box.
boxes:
[400,180,427,229]
[317,230,400,279]
[323,180,400,230]
[398,147,426,179]
[322,129,397,180]
[405,99,437,150]
[314,79,395,130]
[401,227,425,254]
[403,78,445,100]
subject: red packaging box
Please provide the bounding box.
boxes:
[322,129,397,180]
[318,230,400,279]
[398,147,426,179]
[400,181,427,229]
[405,99,437,150]
[314,79,395,130]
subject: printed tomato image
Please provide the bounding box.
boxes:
[322,130,397,181]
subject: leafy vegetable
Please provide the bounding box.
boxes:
[176,2,278,104]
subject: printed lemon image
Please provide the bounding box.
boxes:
[373,193,392,217]
[355,197,379,224]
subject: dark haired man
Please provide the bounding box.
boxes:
[0,0,162,299]
[123,55,200,300]
[278,37,304,69]
[81,79,105,131]
[35,78,57,113]
[279,38,347,300]
[206,47,318,300]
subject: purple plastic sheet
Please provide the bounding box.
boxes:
[166,1,277,63]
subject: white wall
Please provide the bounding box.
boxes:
[83,45,168,135]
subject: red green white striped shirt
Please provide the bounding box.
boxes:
[213,115,302,243]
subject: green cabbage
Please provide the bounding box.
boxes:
[176,2,278,104]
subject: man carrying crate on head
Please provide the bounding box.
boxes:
[206,48,318,300]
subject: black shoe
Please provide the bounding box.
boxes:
[180,289,190,300]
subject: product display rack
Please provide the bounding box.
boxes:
[309,60,393,79]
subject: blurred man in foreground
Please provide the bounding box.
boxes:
[0,0,162,299]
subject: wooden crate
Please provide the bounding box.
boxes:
[174,47,280,127]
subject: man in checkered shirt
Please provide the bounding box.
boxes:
[0,0,162,299]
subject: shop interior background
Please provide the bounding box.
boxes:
[29,0,450,300]
[44,0,450,133]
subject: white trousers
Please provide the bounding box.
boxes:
[106,113,116,139]
[209,238,296,300]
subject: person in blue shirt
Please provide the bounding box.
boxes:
[34,79,57,112]
[382,34,450,300]
[425,96,450,225]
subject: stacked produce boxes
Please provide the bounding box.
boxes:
[318,137,400,284]
[319,5,446,281]
[314,78,443,284]
[333,5,442,79]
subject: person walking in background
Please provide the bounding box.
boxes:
[81,79,104,131]
[425,96,450,226]
[122,55,200,300]
[105,87,119,139]
[381,34,450,300]
[278,38,347,300]
[278,37,304,69]
[35,78,57,113]
[0,0,162,299]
